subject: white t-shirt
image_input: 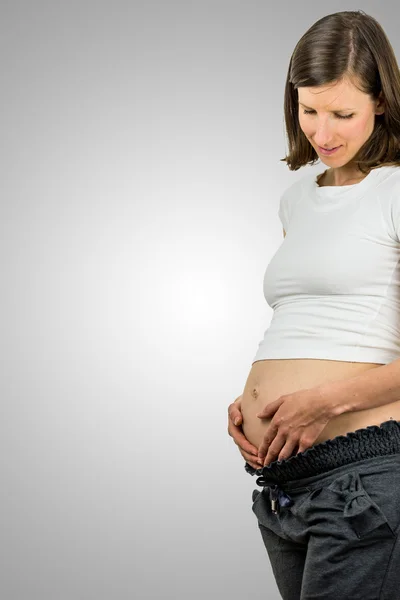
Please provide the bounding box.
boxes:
[253,165,400,365]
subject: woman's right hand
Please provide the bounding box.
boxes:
[228,395,263,470]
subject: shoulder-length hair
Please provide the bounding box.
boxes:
[281,10,400,174]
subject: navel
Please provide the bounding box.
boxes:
[251,387,259,399]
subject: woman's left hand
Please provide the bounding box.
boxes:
[256,386,335,466]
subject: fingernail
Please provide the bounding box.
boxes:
[234,418,240,425]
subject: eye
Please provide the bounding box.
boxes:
[302,109,354,120]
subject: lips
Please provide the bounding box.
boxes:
[318,145,341,155]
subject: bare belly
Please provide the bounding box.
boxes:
[241,359,400,455]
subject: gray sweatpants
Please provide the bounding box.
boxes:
[245,419,400,600]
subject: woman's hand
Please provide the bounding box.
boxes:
[228,395,263,470]
[256,386,335,467]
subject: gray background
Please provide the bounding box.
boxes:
[1,2,396,599]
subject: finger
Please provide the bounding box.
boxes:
[277,437,298,462]
[228,422,259,456]
[240,449,263,469]
[256,398,284,419]
[256,400,277,419]
[298,437,313,454]
[262,435,286,467]
[246,458,263,470]
[258,423,279,458]
[228,403,242,426]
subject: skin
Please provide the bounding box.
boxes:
[298,76,385,185]
[228,395,261,469]
[227,76,386,468]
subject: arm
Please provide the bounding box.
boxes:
[319,358,400,417]
[255,361,400,468]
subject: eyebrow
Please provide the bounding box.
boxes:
[299,102,355,112]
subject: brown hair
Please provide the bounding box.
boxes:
[281,10,400,174]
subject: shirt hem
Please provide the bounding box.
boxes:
[252,350,398,365]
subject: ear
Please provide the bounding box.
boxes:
[375,91,385,115]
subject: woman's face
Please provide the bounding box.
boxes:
[297,78,384,165]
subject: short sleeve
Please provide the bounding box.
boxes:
[375,172,400,243]
[278,191,290,232]
[390,184,400,243]
[277,175,309,233]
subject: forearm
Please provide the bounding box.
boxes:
[319,358,400,417]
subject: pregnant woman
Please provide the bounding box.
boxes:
[227,10,400,600]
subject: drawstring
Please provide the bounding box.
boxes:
[256,475,294,514]
[245,464,294,515]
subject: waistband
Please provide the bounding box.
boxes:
[245,419,400,485]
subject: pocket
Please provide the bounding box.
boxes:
[251,488,283,536]
[251,488,265,517]
[325,470,395,539]
[357,466,400,537]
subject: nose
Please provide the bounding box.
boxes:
[308,116,338,148]
[312,117,338,148]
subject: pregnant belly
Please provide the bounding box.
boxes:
[241,359,400,455]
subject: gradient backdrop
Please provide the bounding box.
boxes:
[1,2,397,599]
